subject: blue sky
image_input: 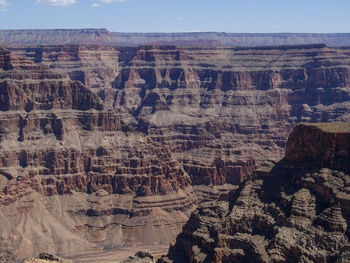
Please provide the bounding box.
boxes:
[0,0,349,33]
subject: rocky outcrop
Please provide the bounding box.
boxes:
[2,29,350,47]
[160,123,350,263]
[0,47,103,112]
[0,47,196,262]
[24,252,73,263]
[0,47,12,70]
[11,45,122,108]
[116,251,154,263]
[286,123,350,171]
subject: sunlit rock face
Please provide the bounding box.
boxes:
[0,46,195,261]
[1,43,350,261]
[15,44,350,185]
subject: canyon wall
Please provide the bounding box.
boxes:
[160,123,350,262]
[1,44,350,260]
[11,44,350,186]
[0,46,196,261]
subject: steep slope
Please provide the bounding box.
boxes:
[3,44,350,261]
[11,44,350,189]
[0,47,196,262]
[2,29,350,47]
[160,123,350,263]
[10,45,124,108]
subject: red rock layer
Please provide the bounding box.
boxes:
[11,44,350,187]
[3,44,350,261]
[286,123,350,171]
[0,47,196,261]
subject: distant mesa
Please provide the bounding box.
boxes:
[1,28,350,46]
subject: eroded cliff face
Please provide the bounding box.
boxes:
[12,44,350,187]
[2,44,350,261]
[286,123,350,171]
[0,47,196,261]
[160,123,350,263]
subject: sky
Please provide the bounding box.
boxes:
[0,0,349,33]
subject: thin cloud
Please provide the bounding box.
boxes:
[177,16,185,21]
[92,3,99,7]
[36,0,77,7]
[0,0,10,12]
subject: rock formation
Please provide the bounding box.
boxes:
[160,123,350,263]
[116,251,154,263]
[24,252,73,263]
[0,46,195,261]
[1,43,350,261]
[286,123,350,171]
[12,44,350,187]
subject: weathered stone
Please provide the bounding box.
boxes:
[2,43,350,262]
[160,123,350,262]
[0,47,196,262]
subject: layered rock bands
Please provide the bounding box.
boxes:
[1,44,350,260]
[0,46,195,261]
[160,123,350,263]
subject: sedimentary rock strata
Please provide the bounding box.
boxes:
[160,123,350,263]
[2,43,350,261]
[286,123,350,171]
[0,47,195,261]
[13,44,350,186]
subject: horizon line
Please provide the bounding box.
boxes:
[0,28,349,34]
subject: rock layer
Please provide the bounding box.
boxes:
[2,44,350,261]
[160,123,350,263]
[286,123,350,171]
[9,44,350,189]
[0,47,195,261]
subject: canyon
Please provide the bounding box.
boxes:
[1,43,350,261]
[160,123,350,262]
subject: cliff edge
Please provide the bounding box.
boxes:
[286,123,350,171]
[160,123,350,262]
